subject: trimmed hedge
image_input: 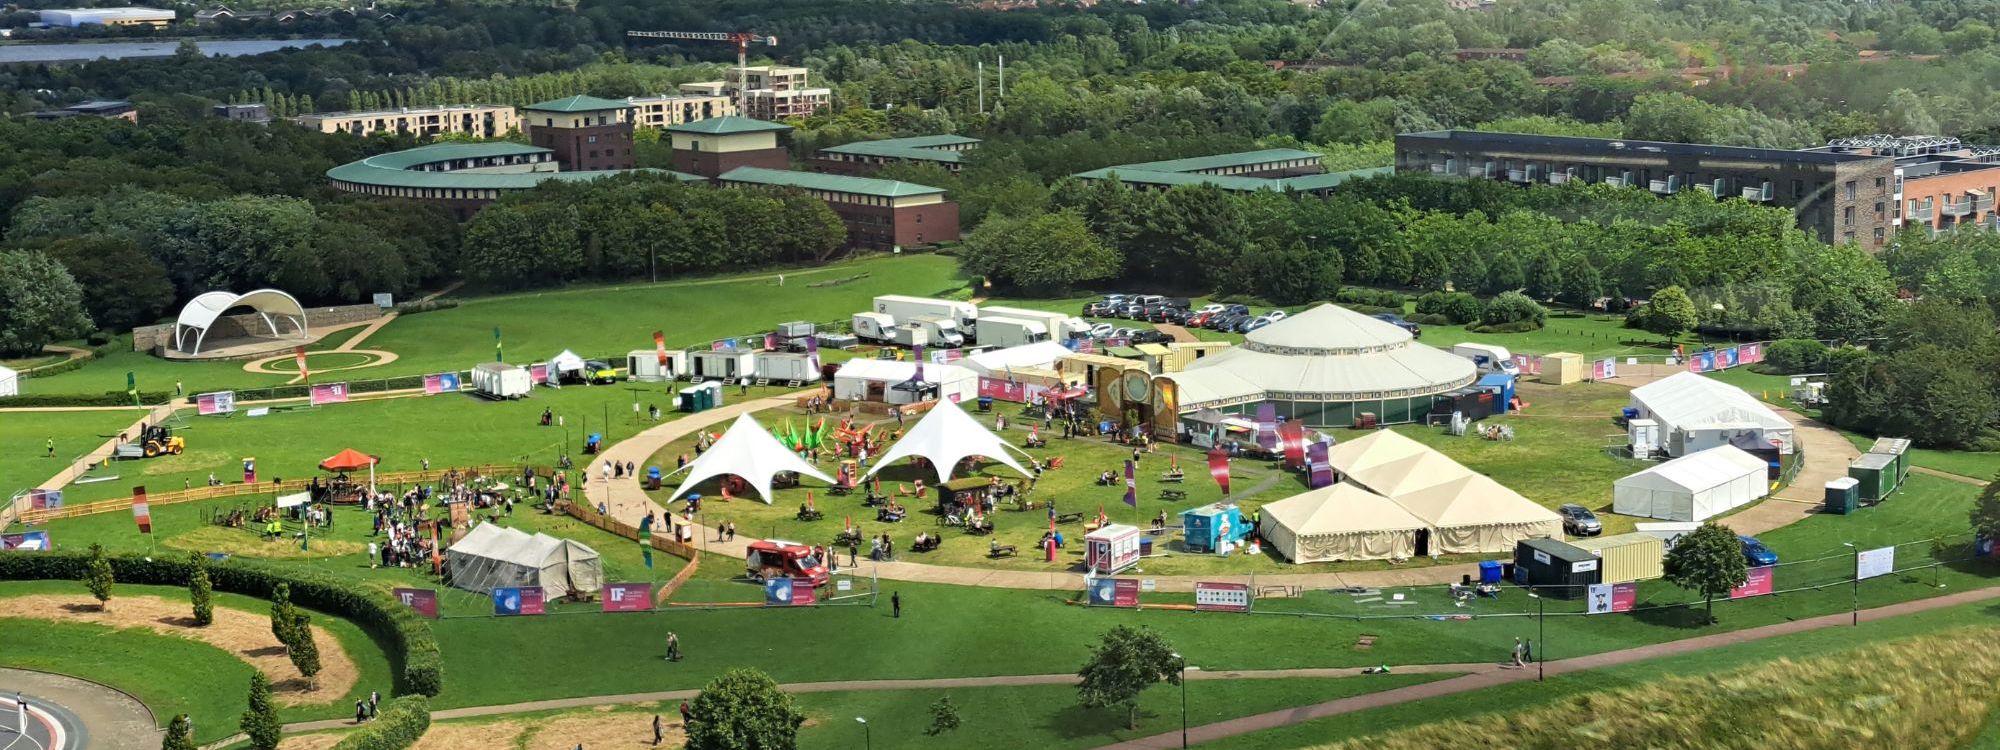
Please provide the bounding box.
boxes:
[330,695,430,750]
[0,552,442,696]
[0,391,171,407]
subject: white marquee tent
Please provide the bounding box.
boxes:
[863,397,1034,483]
[665,413,837,504]
[962,342,1074,378]
[1613,445,1771,522]
[832,359,977,405]
[0,364,17,397]
[1327,430,1561,555]
[550,350,587,374]
[1629,372,1794,457]
[172,289,309,355]
[1261,483,1426,563]
[445,523,603,598]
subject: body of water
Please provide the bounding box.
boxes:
[0,37,354,64]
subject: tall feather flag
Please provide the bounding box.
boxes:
[637,514,655,569]
[1280,421,1307,470]
[1207,446,1231,497]
[654,331,668,367]
[1122,460,1137,508]
[493,327,503,362]
[126,371,138,406]
[131,486,152,534]
[294,345,312,384]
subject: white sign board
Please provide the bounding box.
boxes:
[373,293,395,308]
[835,579,852,592]
[1572,559,1599,573]
[1857,546,1895,580]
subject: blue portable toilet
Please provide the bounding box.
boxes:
[1479,559,1503,583]
[1476,373,1516,414]
[1180,504,1249,554]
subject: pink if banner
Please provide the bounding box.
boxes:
[528,363,550,384]
[979,377,1028,402]
[1280,421,1306,470]
[1511,354,1542,375]
[519,586,546,614]
[309,383,349,405]
[393,588,439,619]
[195,391,236,415]
[1730,565,1775,599]
[1739,342,1764,364]
[1593,358,1617,380]
[602,583,654,612]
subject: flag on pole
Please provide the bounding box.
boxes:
[1208,446,1230,496]
[126,371,138,406]
[294,345,311,383]
[131,486,152,534]
[637,514,655,569]
[493,327,503,362]
[1122,460,1137,508]
[654,331,668,366]
[429,522,442,575]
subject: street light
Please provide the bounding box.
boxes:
[1842,542,1859,626]
[1170,652,1188,748]
[855,717,870,750]
[1528,591,1544,682]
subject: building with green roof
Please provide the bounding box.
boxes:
[718,167,958,250]
[524,95,633,113]
[1075,146,1392,195]
[523,96,637,172]
[811,134,981,175]
[325,142,699,219]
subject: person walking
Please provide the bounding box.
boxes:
[679,700,692,728]
[355,700,367,724]
[891,591,902,619]
[369,690,380,719]
[367,542,379,569]
[652,714,664,746]
[45,437,54,458]
[665,631,681,662]
[1510,637,1525,668]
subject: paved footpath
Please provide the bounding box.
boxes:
[0,667,160,750]
[1092,583,2000,749]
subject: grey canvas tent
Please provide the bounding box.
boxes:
[446,523,603,599]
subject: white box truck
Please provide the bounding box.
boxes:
[973,316,1049,348]
[471,362,532,400]
[1451,343,1520,376]
[852,312,898,344]
[908,316,965,347]
[978,305,1089,341]
[875,295,978,332]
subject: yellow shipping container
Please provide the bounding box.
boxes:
[1569,533,1664,583]
[1540,352,1584,385]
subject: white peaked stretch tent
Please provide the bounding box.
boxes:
[1329,430,1562,555]
[446,523,603,598]
[666,413,837,504]
[550,350,587,375]
[1261,483,1426,563]
[1629,372,1794,457]
[173,289,309,355]
[863,397,1035,483]
[1614,445,1771,522]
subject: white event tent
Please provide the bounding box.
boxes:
[550,350,587,375]
[1328,430,1561,555]
[863,397,1034,483]
[665,413,837,504]
[1628,372,1794,456]
[445,523,603,598]
[1260,483,1426,563]
[1613,445,1771,522]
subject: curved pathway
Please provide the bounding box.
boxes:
[0,667,159,750]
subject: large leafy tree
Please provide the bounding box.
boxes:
[1076,625,1182,730]
[960,210,1121,292]
[1662,522,1750,624]
[0,250,93,357]
[685,668,806,750]
[41,235,175,332]
[1971,478,2000,544]
[1636,285,1698,342]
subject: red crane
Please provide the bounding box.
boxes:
[626,31,778,116]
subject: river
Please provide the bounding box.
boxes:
[0,38,355,64]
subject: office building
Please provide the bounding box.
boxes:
[626,93,735,129]
[325,142,701,220]
[297,104,517,139]
[28,100,138,122]
[211,103,271,124]
[38,7,174,26]
[679,65,832,121]
[1074,148,1389,194]
[523,95,635,172]
[666,116,793,178]
[1806,135,2000,236]
[812,135,980,175]
[718,167,959,250]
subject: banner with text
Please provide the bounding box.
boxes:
[1586,581,1637,614]
[763,577,817,606]
[394,588,439,619]
[1194,581,1252,612]
[1592,358,1618,380]
[1730,565,1775,599]
[1511,354,1543,376]
[423,372,462,395]
[1858,546,1896,580]
[1,531,51,551]
[310,383,350,406]
[195,391,236,415]
[603,582,654,612]
[1087,577,1141,608]
[492,586,545,616]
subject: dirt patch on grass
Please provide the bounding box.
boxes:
[410,719,529,750]
[164,525,366,559]
[278,733,350,750]
[394,706,682,750]
[1313,626,2000,750]
[4,594,358,705]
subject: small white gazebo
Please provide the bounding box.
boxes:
[862,397,1034,483]
[665,413,837,504]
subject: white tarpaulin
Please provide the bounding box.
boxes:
[665,413,837,504]
[862,397,1034,483]
[275,492,312,508]
[445,523,602,598]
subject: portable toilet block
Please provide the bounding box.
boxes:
[1848,453,1898,503]
[1824,477,1859,515]
[1179,504,1248,554]
[1084,524,1143,575]
[1513,538,1601,599]
[1627,419,1659,460]
[1476,373,1516,414]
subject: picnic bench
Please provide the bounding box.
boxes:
[989,543,1018,558]
[796,508,824,522]
[1159,489,1187,501]
[1158,472,1185,483]
[1054,511,1085,525]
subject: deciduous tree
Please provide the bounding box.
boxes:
[1076,625,1182,730]
[684,668,806,750]
[1662,522,1749,624]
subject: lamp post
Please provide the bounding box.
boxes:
[1528,591,1544,682]
[856,716,870,750]
[1843,542,1859,626]
[1170,652,1188,748]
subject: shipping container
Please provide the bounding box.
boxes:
[1824,476,1859,515]
[1513,538,1601,599]
[1540,352,1584,385]
[1848,452,1898,503]
[1568,533,1665,583]
[1869,437,1911,486]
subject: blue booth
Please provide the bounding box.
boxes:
[1476,373,1516,414]
[1180,504,1250,554]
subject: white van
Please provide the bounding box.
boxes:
[1451,343,1520,376]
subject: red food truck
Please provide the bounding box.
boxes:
[745,539,830,587]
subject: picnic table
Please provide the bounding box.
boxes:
[1054,511,1085,525]
[1159,489,1187,501]
[989,542,1018,557]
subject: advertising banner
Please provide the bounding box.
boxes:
[1718,347,1740,369]
[1739,342,1764,364]
[310,383,350,406]
[929,349,963,365]
[763,578,816,606]
[423,373,462,395]
[492,586,545,615]
[195,391,237,415]
[1123,460,1137,508]
[1592,358,1618,380]
[979,377,1028,402]
[1071,339,1096,354]
[1307,441,1333,489]
[1279,421,1306,470]
[1586,582,1637,614]
[1087,577,1141,608]
[1207,446,1230,496]
[1,531,51,551]
[1857,546,1896,580]
[1730,565,1775,599]
[602,582,654,612]
[1194,582,1252,612]
[1254,403,1278,451]
[26,489,62,510]
[243,457,256,484]
[528,363,550,385]
[1687,351,1715,374]
[1511,354,1543,375]
[393,588,439,619]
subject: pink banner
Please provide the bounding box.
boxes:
[602,582,654,612]
[979,377,1028,402]
[519,586,545,614]
[790,578,817,606]
[1739,342,1764,364]
[1730,565,1775,599]
[1280,421,1306,470]
[1307,441,1333,488]
[195,391,236,415]
[394,588,439,619]
[1207,446,1230,496]
[310,383,349,405]
[1511,354,1542,375]
[1592,358,1617,380]
[528,364,550,384]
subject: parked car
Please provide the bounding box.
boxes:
[1258,310,1289,324]
[1118,302,1148,319]
[1210,313,1247,331]
[1195,303,1226,316]
[1112,327,1140,338]
[1242,318,1274,333]
[1088,323,1116,338]
[581,359,618,384]
[1222,303,1251,316]
[1083,301,1114,317]
[1230,315,1262,333]
[1185,311,1215,327]
[1372,312,1422,337]
[1739,535,1779,566]
[1131,330,1175,344]
[1558,504,1602,536]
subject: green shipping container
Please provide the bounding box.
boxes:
[1848,453,1897,502]
[1869,437,1911,486]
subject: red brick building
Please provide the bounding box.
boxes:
[719,167,960,250]
[523,95,636,172]
[665,116,794,177]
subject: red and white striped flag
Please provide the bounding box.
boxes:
[294,346,311,382]
[131,486,152,534]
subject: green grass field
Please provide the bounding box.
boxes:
[0,408,145,502]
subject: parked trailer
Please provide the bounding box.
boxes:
[471,362,532,399]
[755,351,817,382]
[688,350,755,382]
[626,349,685,382]
[1451,343,1521,376]
[874,295,978,331]
[979,305,1089,341]
[971,316,1049,348]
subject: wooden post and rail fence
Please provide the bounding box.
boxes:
[14,464,525,525]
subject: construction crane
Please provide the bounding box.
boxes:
[626,31,778,117]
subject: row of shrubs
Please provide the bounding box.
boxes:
[0,390,172,408]
[0,551,442,696]
[1333,288,1408,310]
[330,695,431,750]
[1415,291,1549,330]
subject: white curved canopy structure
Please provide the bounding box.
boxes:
[173,289,309,355]
[862,397,1034,483]
[665,413,837,504]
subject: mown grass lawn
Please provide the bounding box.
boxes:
[0,408,145,501]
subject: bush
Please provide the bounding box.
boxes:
[1337,303,1400,316]
[1480,291,1548,328]
[1406,313,1452,326]
[0,551,443,695]
[1763,339,1828,374]
[329,696,430,750]
[1415,291,1483,324]
[85,331,112,346]
[0,391,171,407]
[1334,288,1406,309]
[392,299,457,316]
[1470,320,1546,334]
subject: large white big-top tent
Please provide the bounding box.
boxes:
[666,413,837,503]
[863,397,1034,483]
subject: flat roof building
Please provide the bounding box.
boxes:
[523,95,635,172]
[1075,148,1390,194]
[211,103,271,124]
[679,65,832,121]
[813,134,981,175]
[297,104,517,139]
[718,166,959,250]
[325,142,699,219]
[1806,135,2000,237]
[626,93,735,129]
[28,100,138,122]
[38,7,174,26]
